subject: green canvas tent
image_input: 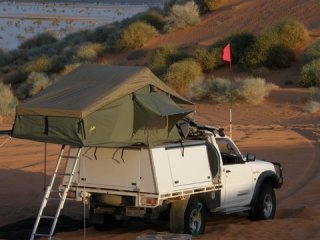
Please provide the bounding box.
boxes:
[12,64,194,147]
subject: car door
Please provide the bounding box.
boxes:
[216,137,254,208]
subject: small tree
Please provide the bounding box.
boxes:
[300,59,320,87]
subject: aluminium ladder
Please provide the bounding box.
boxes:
[30,144,82,240]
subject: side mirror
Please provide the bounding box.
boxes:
[246,153,256,162]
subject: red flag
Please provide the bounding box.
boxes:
[222,43,231,63]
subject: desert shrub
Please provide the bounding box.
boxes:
[4,70,29,86]
[303,100,320,113]
[19,32,57,49]
[189,77,274,104]
[128,9,166,30]
[196,0,224,12]
[240,28,280,69]
[303,38,320,64]
[252,67,270,77]
[76,42,105,61]
[127,49,147,60]
[240,19,307,69]
[116,21,158,51]
[62,63,81,75]
[163,59,202,93]
[24,55,52,73]
[62,30,94,45]
[266,44,295,68]
[189,77,231,103]
[299,59,320,87]
[0,82,18,116]
[164,1,200,32]
[277,18,308,49]
[91,24,113,43]
[212,32,256,64]
[148,45,187,76]
[16,72,50,99]
[193,48,215,72]
[211,47,224,68]
[235,78,273,104]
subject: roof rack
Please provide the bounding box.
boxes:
[197,124,225,137]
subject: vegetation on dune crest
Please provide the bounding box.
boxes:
[148,45,188,77]
[164,1,200,32]
[303,38,320,64]
[163,59,203,93]
[116,21,158,50]
[240,19,308,69]
[0,83,18,116]
[189,77,275,105]
[299,59,320,87]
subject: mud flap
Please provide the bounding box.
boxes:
[169,196,190,233]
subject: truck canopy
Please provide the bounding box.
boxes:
[12,64,194,147]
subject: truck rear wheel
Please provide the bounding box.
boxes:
[184,199,206,235]
[251,184,276,220]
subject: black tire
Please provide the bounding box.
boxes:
[184,199,206,235]
[251,184,276,220]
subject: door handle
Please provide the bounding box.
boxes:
[226,170,231,173]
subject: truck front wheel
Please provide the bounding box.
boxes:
[184,199,206,235]
[251,184,276,220]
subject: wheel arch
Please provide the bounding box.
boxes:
[250,171,278,207]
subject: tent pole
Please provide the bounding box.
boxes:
[44,142,47,192]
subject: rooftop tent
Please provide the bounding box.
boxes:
[12,64,194,147]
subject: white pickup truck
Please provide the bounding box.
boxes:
[62,124,283,235]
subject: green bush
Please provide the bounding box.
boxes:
[24,55,52,73]
[240,19,307,69]
[127,9,166,30]
[300,59,320,87]
[164,1,200,32]
[16,72,50,99]
[19,32,58,49]
[76,42,105,61]
[303,38,320,64]
[163,59,203,93]
[277,18,308,49]
[193,48,215,73]
[197,0,223,12]
[4,70,29,86]
[266,44,295,68]
[212,32,256,64]
[240,28,280,69]
[0,82,18,116]
[116,21,158,50]
[148,45,187,76]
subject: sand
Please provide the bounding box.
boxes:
[0,90,319,239]
[1,0,320,239]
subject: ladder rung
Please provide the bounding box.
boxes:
[56,172,72,176]
[34,233,51,237]
[61,155,79,159]
[47,197,61,201]
[41,215,55,219]
[50,189,62,193]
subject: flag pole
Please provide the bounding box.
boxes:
[222,43,233,139]
[229,62,232,139]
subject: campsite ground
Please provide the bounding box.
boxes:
[1,90,320,239]
[0,0,320,239]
